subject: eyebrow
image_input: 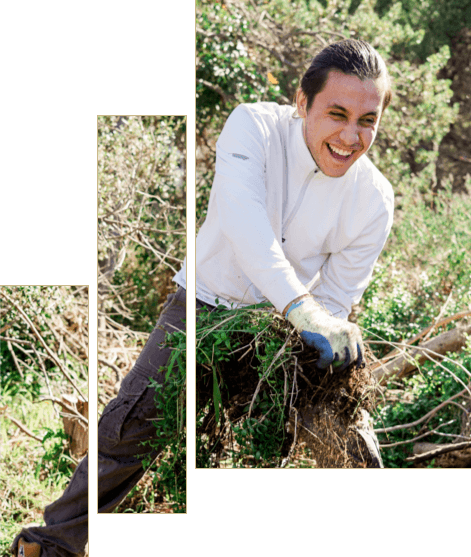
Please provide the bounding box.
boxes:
[328,104,379,117]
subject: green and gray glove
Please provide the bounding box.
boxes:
[284,295,364,371]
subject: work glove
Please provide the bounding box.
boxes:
[285,295,364,371]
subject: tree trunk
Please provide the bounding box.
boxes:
[61,394,88,461]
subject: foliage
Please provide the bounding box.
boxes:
[98,115,186,332]
[196,303,294,468]
[35,428,76,486]
[97,117,185,262]
[0,286,87,396]
[358,181,471,466]
[196,0,458,222]
[140,337,187,512]
[358,182,471,357]
[374,0,471,61]
[373,340,471,468]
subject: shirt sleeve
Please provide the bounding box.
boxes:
[213,105,308,312]
[311,205,393,319]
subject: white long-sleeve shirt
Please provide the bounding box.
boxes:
[174,102,394,319]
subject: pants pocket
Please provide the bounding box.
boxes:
[98,374,150,448]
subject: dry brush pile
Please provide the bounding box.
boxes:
[195,304,471,468]
[196,305,379,468]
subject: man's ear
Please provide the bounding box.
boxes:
[296,88,308,119]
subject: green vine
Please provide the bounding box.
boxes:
[141,335,187,512]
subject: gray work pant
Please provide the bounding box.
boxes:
[11,287,206,557]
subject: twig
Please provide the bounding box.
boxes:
[369,310,471,366]
[36,397,89,426]
[6,340,24,379]
[422,289,454,343]
[375,388,467,434]
[405,441,471,464]
[367,331,471,387]
[3,413,43,443]
[379,419,455,448]
[248,331,293,418]
[0,290,87,401]
[98,358,124,383]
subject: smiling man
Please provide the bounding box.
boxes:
[177,38,394,467]
[181,38,393,368]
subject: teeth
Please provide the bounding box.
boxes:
[329,144,352,157]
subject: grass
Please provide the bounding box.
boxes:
[0,384,81,557]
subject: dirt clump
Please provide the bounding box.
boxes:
[197,315,380,467]
[288,348,379,468]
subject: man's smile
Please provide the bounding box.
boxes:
[327,142,355,161]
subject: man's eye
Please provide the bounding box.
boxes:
[330,112,375,124]
[362,119,376,125]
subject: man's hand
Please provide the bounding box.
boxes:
[284,296,364,371]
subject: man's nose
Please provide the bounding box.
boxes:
[339,124,360,146]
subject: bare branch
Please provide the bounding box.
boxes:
[405,441,471,464]
[0,289,87,401]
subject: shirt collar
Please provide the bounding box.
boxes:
[292,115,319,175]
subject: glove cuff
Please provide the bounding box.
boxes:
[284,296,326,325]
[282,294,312,317]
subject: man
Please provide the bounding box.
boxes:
[176,38,394,466]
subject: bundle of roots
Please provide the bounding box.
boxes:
[197,316,379,468]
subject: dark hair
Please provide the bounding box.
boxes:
[300,39,392,113]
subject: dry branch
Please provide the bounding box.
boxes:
[36,397,89,426]
[0,289,87,401]
[372,310,471,366]
[405,441,471,464]
[375,388,468,434]
[2,412,43,443]
[372,320,471,384]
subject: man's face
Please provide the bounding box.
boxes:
[296,70,385,177]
